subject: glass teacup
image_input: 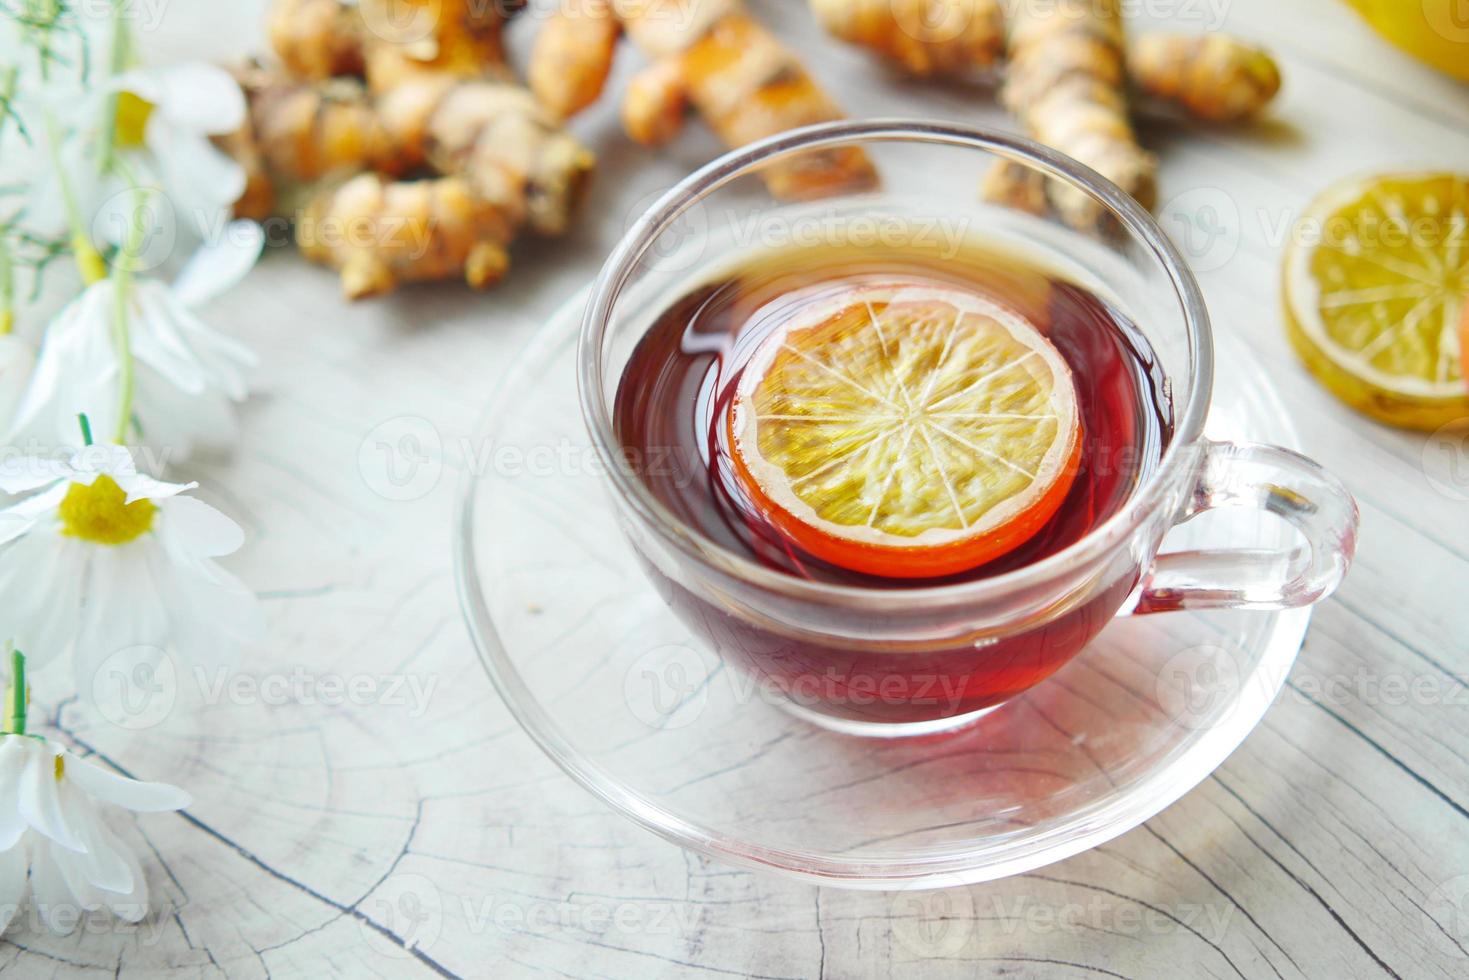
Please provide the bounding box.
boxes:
[578,121,1358,737]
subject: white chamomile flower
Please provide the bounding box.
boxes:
[0,443,264,686]
[0,734,190,935]
[6,227,262,456]
[104,62,249,245]
[6,1,246,248]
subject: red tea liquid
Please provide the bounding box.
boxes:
[614,241,1172,724]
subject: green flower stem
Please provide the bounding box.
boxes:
[28,0,104,284]
[0,232,13,336]
[97,0,134,177]
[110,173,149,443]
[3,645,26,737]
[43,109,106,286]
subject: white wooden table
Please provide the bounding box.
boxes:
[5,1,1468,976]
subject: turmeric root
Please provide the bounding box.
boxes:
[811,0,1281,124]
[239,70,593,235]
[529,0,877,200]
[677,9,876,199]
[235,66,409,184]
[267,0,519,91]
[979,160,1047,217]
[268,0,365,80]
[374,76,594,236]
[357,0,520,94]
[1128,33,1281,122]
[530,0,622,121]
[298,173,516,299]
[622,58,689,146]
[225,0,595,297]
[1001,0,1154,228]
[809,0,1004,78]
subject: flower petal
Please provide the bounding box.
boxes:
[158,496,245,558]
[0,460,69,497]
[69,443,140,478]
[18,741,84,852]
[171,222,265,309]
[91,821,149,922]
[0,482,68,545]
[0,838,27,935]
[129,63,246,134]
[54,792,133,896]
[0,532,87,671]
[146,128,246,236]
[63,754,191,813]
[127,282,213,397]
[132,280,255,400]
[112,472,198,505]
[73,544,173,678]
[5,284,121,449]
[151,545,265,665]
[29,839,80,934]
[0,738,31,851]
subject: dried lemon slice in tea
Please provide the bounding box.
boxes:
[1284,172,1469,430]
[729,285,1082,578]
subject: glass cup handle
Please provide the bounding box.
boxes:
[1132,441,1359,614]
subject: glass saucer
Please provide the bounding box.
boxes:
[454,287,1310,890]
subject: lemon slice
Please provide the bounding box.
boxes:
[729,284,1082,578]
[1284,172,1469,430]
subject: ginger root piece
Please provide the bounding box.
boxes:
[266,0,520,92]
[622,58,690,146]
[979,160,1047,217]
[810,0,1004,78]
[228,0,595,297]
[810,0,1281,124]
[1128,32,1281,122]
[237,66,409,183]
[298,173,516,299]
[530,0,622,121]
[582,0,877,200]
[357,0,520,93]
[375,76,595,236]
[268,0,364,80]
[1000,0,1155,228]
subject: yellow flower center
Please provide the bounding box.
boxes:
[113,91,156,148]
[58,475,156,545]
[54,755,64,781]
